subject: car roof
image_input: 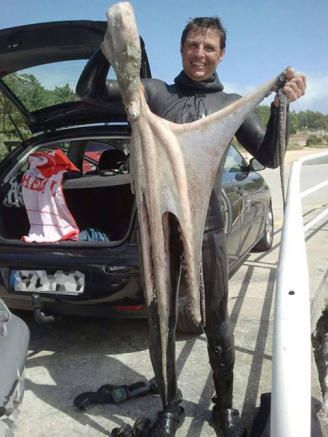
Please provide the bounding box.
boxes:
[0,21,151,134]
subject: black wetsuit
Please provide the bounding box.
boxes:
[76,48,281,418]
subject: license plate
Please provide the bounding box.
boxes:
[9,269,85,296]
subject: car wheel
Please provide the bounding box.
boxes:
[253,201,274,252]
[176,297,204,336]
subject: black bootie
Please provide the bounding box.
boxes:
[110,402,184,437]
[208,345,246,436]
[149,406,185,437]
[212,403,246,437]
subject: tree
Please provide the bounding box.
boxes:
[289,111,299,134]
[297,110,328,131]
[4,73,49,111]
[307,111,328,131]
[50,84,76,105]
[0,72,76,137]
[256,105,271,126]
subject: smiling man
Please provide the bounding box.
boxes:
[77,14,306,437]
[180,19,225,82]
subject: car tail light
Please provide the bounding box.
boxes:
[113,305,144,312]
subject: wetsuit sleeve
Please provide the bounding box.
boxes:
[76,48,121,103]
[236,103,284,169]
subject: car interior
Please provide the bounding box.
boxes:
[0,137,135,243]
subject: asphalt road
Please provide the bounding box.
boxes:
[4,157,328,437]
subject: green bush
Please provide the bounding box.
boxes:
[305,135,327,147]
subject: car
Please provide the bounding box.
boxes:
[0,298,29,437]
[0,21,273,328]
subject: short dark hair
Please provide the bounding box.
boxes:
[180,17,227,50]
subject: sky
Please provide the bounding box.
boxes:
[1,0,328,114]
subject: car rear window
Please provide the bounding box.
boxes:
[2,60,117,112]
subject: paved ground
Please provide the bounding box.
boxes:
[4,149,328,437]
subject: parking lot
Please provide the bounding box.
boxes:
[5,158,328,436]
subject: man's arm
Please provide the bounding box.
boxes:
[236,104,283,169]
[236,69,306,169]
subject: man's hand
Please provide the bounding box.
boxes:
[274,67,306,106]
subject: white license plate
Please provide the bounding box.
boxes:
[9,270,85,295]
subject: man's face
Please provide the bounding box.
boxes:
[180,28,225,82]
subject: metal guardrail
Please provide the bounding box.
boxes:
[271,151,328,437]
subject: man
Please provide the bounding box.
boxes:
[77,16,306,437]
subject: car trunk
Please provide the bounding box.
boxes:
[0,163,135,245]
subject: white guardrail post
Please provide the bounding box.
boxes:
[271,151,328,437]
